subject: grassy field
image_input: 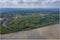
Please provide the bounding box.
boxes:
[7,13,59,30]
[0,13,59,34]
[0,26,13,34]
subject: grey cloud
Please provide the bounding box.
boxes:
[0,0,60,8]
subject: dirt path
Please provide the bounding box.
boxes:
[0,24,60,39]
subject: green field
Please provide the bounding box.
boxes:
[0,13,59,34]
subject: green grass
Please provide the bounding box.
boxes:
[7,13,59,29]
[0,26,13,34]
[0,13,59,34]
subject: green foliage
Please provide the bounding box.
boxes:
[1,13,59,34]
[8,13,59,29]
[0,25,14,34]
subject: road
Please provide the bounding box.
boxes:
[0,24,60,39]
[2,18,24,31]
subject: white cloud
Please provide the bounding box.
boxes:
[0,0,60,8]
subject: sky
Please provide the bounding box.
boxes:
[0,0,60,8]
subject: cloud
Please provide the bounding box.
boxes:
[0,0,60,8]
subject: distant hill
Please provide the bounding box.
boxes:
[0,8,59,18]
[0,8,59,13]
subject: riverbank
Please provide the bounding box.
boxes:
[0,24,60,39]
